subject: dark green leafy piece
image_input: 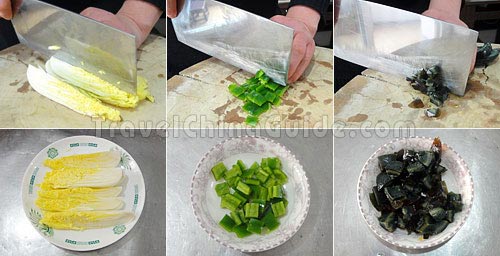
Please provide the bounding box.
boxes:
[379,212,397,232]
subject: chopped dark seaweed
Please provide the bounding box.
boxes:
[407,65,449,109]
[475,43,500,67]
[369,138,462,239]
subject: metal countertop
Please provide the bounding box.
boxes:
[0,130,166,256]
[167,129,333,256]
[334,129,500,256]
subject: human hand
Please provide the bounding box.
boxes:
[167,0,177,18]
[423,3,476,72]
[0,0,22,20]
[81,1,162,48]
[271,6,320,83]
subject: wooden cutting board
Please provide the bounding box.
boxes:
[167,47,333,128]
[335,43,500,128]
[0,35,166,128]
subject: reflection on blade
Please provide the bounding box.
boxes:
[12,0,137,91]
[172,0,293,85]
[334,0,478,96]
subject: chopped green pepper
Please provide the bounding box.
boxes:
[244,203,260,218]
[236,181,252,196]
[246,218,264,234]
[271,201,286,217]
[211,162,227,181]
[244,178,260,186]
[215,182,230,196]
[255,169,269,183]
[233,224,252,238]
[262,211,280,231]
[221,194,243,212]
[245,116,259,127]
[219,214,236,232]
[225,165,242,180]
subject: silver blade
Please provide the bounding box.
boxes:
[12,0,137,91]
[334,0,478,96]
[172,0,293,85]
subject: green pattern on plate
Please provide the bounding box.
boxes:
[47,148,58,159]
[29,209,53,237]
[113,225,126,235]
[119,152,132,171]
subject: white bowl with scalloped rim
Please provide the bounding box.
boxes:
[358,137,473,251]
[191,136,310,252]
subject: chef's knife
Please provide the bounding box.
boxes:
[11,0,137,91]
[334,0,478,96]
[171,0,293,85]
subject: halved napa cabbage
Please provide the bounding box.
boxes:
[45,57,139,108]
[40,211,134,230]
[44,150,121,169]
[36,197,124,212]
[27,65,121,122]
[38,187,122,200]
[40,167,123,189]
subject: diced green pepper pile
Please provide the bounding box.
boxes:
[211,157,288,238]
[228,70,289,127]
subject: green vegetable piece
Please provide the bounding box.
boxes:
[238,209,247,224]
[263,176,276,188]
[246,218,264,234]
[221,194,243,212]
[281,197,288,208]
[259,75,270,84]
[230,211,243,226]
[262,211,280,230]
[215,182,230,197]
[233,224,252,238]
[256,84,266,92]
[407,161,425,174]
[269,185,283,199]
[258,186,268,201]
[264,91,276,103]
[271,201,286,217]
[261,158,269,168]
[273,169,288,184]
[228,84,246,97]
[266,158,279,169]
[244,179,260,186]
[236,181,252,196]
[272,97,282,106]
[219,214,236,232]
[247,91,267,106]
[245,116,259,127]
[255,69,265,78]
[242,102,270,116]
[211,162,227,181]
[244,203,260,218]
[417,151,435,167]
[236,160,247,171]
[275,86,288,97]
[262,166,273,174]
[233,190,248,202]
[265,81,280,91]
[225,164,242,180]
[256,169,270,183]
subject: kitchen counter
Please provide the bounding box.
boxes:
[167,47,333,128]
[0,35,166,128]
[334,44,500,128]
[167,129,333,255]
[0,130,166,255]
[334,129,500,255]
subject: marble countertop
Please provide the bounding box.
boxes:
[167,47,333,128]
[0,35,166,128]
[334,44,500,128]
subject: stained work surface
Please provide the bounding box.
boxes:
[167,47,333,128]
[0,35,166,128]
[334,44,500,128]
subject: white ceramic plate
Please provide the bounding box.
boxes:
[21,135,145,251]
[358,137,473,250]
[191,136,310,252]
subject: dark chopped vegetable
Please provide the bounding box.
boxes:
[214,157,288,238]
[369,138,463,239]
[475,43,499,67]
[407,65,449,116]
[227,70,289,127]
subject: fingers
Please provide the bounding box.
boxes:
[289,40,315,83]
[0,0,13,20]
[287,32,308,82]
[167,0,177,18]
